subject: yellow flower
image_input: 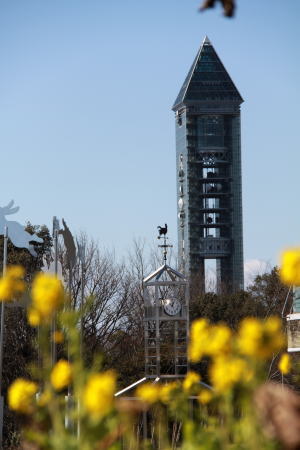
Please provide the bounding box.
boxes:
[136,383,160,404]
[183,371,201,393]
[278,353,291,375]
[83,371,116,418]
[31,273,64,319]
[37,389,52,407]
[264,317,286,352]
[0,265,26,302]
[210,356,248,392]
[8,378,38,414]
[188,319,232,363]
[198,389,213,405]
[206,324,232,356]
[188,318,210,362]
[0,278,14,301]
[237,318,263,355]
[52,330,64,343]
[50,360,72,391]
[27,308,41,327]
[6,266,25,278]
[237,317,285,359]
[280,248,300,285]
[159,382,179,404]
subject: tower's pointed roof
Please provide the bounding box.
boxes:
[172,37,243,110]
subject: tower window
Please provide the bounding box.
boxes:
[197,115,224,147]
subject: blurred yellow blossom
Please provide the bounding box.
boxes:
[27,308,41,327]
[52,330,64,343]
[278,353,291,375]
[188,318,210,362]
[31,273,64,319]
[206,324,232,356]
[210,356,248,392]
[0,265,26,302]
[0,278,15,301]
[237,318,262,355]
[188,319,232,362]
[50,360,72,391]
[183,371,201,392]
[264,316,280,332]
[37,389,52,407]
[83,371,116,418]
[198,389,213,405]
[8,378,38,414]
[6,266,25,278]
[159,382,179,404]
[237,316,285,359]
[136,382,160,404]
[280,248,300,285]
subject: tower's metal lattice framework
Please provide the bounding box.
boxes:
[173,36,244,292]
[143,261,189,378]
[114,233,191,444]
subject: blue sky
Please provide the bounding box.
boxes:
[0,0,299,272]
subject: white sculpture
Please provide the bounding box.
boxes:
[0,200,43,257]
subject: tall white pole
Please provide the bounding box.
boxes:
[77,242,85,440]
[80,254,85,361]
[51,228,58,366]
[0,226,8,449]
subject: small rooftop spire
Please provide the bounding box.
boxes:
[203,35,211,44]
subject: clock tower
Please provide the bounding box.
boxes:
[143,230,189,378]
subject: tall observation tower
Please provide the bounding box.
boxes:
[172,37,244,292]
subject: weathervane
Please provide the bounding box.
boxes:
[157,223,172,264]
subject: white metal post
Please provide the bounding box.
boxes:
[0,226,8,449]
[51,228,58,366]
[77,241,85,440]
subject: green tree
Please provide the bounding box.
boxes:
[190,267,292,329]
[190,290,267,330]
[247,266,292,317]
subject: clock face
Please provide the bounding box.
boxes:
[163,298,182,316]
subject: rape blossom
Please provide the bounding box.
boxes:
[278,353,291,375]
[31,273,64,320]
[8,378,38,414]
[136,382,160,404]
[237,316,285,359]
[198,389,213,405]
[188,319,232,363]
[280,248,300,285]
[0,265,26,302]
[52,330,64,344]
[159,381,179,404]
[50,360,72,391]
[210,355,249,392]
[183,371,201,393]
[83,371,116,418]
[27,307,41,326]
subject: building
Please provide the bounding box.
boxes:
[173,37,244,292]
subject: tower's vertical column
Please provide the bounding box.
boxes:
[230,114,244,290]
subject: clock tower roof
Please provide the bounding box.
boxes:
[143,264,186,284]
